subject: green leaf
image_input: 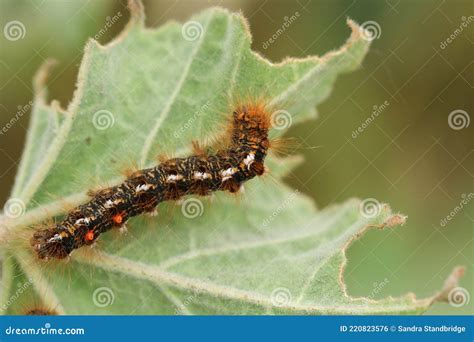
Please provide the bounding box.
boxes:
[0,1,461,315]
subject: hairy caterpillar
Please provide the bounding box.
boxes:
[31,103,271,259]
[25,308,57,315]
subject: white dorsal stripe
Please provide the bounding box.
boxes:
[47,233,62,242]
[104,200,115,208]
[75,217,90,225]
[194,172,211,180]
[221,167,236,181]
[136,184,153,192]
[243,153,255,169]
[166,174,183,182]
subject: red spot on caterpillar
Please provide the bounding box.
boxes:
[112,213,124,225]
[31,102,272,260]
[85,230,95,242]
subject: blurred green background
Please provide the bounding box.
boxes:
[0,0,472,314]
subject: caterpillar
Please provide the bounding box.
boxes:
[31,103,271,260]
[25,308,57,315]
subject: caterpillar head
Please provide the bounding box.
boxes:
[30,226,72,260]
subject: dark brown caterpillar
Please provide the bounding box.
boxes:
[25,308,58,315]
[31,104,271,259]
